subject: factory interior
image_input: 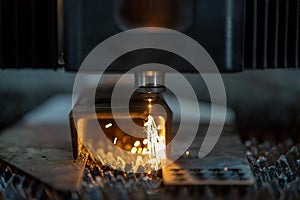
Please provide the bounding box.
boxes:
[0,0,300,199]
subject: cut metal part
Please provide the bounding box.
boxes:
[163,130,255,185]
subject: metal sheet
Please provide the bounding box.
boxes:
[0,95,85,191]
[163,130,255,185]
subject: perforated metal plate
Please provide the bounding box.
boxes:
[163,130,254,185]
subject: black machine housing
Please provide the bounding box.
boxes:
[0,0,299,72]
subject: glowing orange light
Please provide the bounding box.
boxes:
[137,147,143,154]
[105,123,112,128]
[134,140,141,147]
[143,139,148,145]
[185,150,190,157]
[131,147,137,154]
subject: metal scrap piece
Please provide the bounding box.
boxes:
[0,95,85,191]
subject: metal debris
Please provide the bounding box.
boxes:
[1,138,300,199]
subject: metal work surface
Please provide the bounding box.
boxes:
[0,95,300,199]
[163,133,254,185]
[0,95,85,191]
[1,138,300,199]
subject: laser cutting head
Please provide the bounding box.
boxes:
[134,70,166,100]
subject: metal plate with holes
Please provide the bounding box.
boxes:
[163,131,254,185]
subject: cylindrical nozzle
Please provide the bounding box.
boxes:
[134,71,166,96]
